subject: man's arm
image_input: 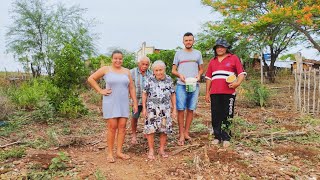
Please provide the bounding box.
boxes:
[172,64,185,83]
[196,64,204,81]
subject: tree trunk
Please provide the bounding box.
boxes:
[30,63,41,78]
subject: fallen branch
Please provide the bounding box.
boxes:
[0,141,21,148]
[171,144,200,156]
[88,139,102,146]
[243,131,309,139]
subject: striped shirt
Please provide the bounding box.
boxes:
[205,54,246,95]
[130,67,152,105]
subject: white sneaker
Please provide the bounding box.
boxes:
[211,139,220,145]
[223,141,231,148]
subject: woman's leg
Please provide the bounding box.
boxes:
[107,118,118,162]
[159,133,168,158]
[146,133,155,159]
[211,94,223,141]
[116,117,130,159]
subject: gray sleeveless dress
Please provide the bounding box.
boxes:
[102,72,130,119]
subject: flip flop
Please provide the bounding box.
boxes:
[177,139,184,146]
[107,157,115,163]
[117,154,131,160]
[185,137,192,141]
[159,152,169,158]
[147,153,155,160]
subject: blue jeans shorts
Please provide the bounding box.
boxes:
[176,84,199,111]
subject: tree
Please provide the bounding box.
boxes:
[258,1,320,52]
[50,41,88,118]
[148,50,176,78]
[6,0,96,77]
[201,0,301,82]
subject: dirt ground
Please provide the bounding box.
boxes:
[1,77,320,179]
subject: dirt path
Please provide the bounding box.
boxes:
[1,83,320,179]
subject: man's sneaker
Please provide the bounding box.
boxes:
[211,139,220,145]
[222,141,231,148]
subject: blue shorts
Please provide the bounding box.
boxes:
[132,105,143,119]
[176,84,199,111]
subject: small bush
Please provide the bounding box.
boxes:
[0,147,26,161]
[49,152,69,171]
[58,94,88,118]
[243,80,270,107]
[0,93,14,120]
[8,79,48,110]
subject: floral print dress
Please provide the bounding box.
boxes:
[143,75,175,134]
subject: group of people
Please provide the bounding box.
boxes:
[87,32,246,162]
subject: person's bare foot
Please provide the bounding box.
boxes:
[158,150,169,158]
[177,136,184,146]
[131,137,138,145]
[107,155,115,163]
[184,133,192,141]
[147,151,155,160]
[116,153,130,160]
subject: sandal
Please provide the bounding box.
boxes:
[177,139,184,146]
[147,153,155,160]
[116,153,131,160]
[107,157,115,163]
[159,151,169,158]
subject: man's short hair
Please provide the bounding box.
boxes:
[183,32,194,37]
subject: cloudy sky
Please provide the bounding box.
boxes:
[0,0,215,71]
[0,0,319,71]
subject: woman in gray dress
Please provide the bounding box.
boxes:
[88,50,138,163]
[142,60,176,160]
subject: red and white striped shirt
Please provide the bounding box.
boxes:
[205,54,246,95]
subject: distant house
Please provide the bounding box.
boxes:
[136,42,162,60]
[292,59,320,71]
[244,55,293,70]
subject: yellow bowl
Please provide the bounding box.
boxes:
[226,74,237,83]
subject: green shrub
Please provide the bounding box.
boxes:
[0,147,26,161]
[148,50,176,78]
[243,80,270,107]
[0,92,14,120]
[8,79,48,110]
[50,42,88,118]
[49,152,69,171]
[58,95,88,118]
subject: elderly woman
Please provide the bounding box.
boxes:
[87,50,138,163]
[142,60,176,160]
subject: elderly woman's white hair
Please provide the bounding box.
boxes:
[151,60,166,70]
[137,56,151,63]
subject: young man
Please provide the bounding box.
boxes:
[205,38,246,148]
[172,32,204,146]
[130,56,152,144]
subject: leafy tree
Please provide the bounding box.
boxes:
[258,1,320,52]
[122,53,136,69]
[50,41,88,118]
[6,0,96,77]
[201,0,302,82]
[148,50,176,78]
[87,55,111,71]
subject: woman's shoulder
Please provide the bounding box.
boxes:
[97,66,110,74]
[122,67,130,75]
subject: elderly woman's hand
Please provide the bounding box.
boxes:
[99,88,112,96]
[171,108,177,119]
[142,107,147,118]
[133,104,138,114]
